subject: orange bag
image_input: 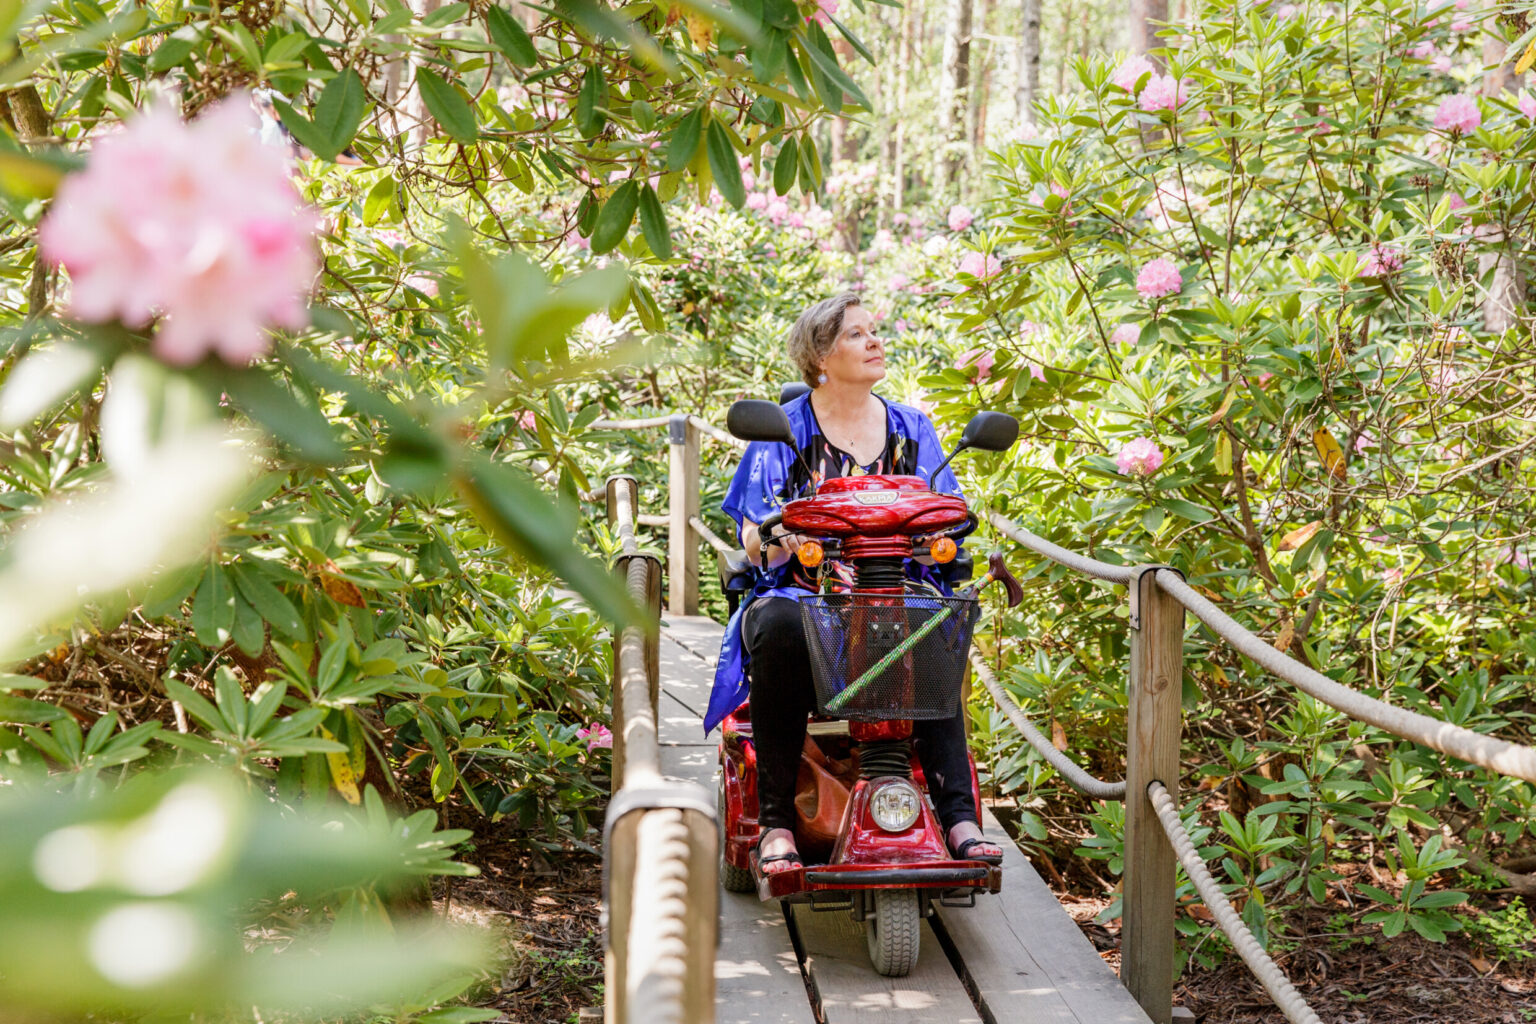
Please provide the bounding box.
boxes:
[794,736,851,853]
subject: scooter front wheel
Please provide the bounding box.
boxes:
[865,889,921,976]
[717,776,755,892]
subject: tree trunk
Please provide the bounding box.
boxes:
[1129,0,1168,60]
[1055,0,1070,94]
[934,0,973,193]
[1479,36,1524,332]
[967,40,991,171]
[1015,0,1041,125]
[893,0,912,213]
[401,0,445,150]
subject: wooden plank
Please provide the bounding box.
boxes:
[790,903,982,1024]
[1122,568,1184,1024]
[669,416,702,615]
[660,710,813,1024]
[934,811,1152,1024]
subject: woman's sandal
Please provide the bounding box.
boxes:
[755,829,802,874]
[951,836,1005,866]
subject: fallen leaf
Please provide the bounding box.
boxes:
[1187,903,1215,922]
[1469,955,1493,974]
[1210,665,1229,688]
[1517,39,1536,74]
[1313,428,1347,481]
[1196,585,1224,602]
[1207,388,1236,426]
[1278,520,1323,552]
[1051,718,1068,752]
[318,559,366,608]
[1274,620,1295,652]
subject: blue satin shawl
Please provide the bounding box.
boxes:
[703,394,964,733]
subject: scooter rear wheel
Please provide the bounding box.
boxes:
[717,776,755,892]
[865,889,921,976]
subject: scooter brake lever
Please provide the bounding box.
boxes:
[988,552,1024,609]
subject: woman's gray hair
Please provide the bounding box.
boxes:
[786,292,862,388]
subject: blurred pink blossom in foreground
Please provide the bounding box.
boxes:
[576,723,613,751]
[1139,75,1188,113]
[1354,432,1376,454]
[1427,364,1459,394]
[1112,323,1141,346]
[1358,244,1404,277]
[958,251,1002,281]
[1500,546,1531,570]
[957,348,994,382]
[810,0,838,24]
[1520,91,1536,120]
[405,274,439,298]
[887,272,910,291]
[948,204,975,231]
[39,93,317,365]
[1136,258,1182,299]
[518,410,537,429]
[1434,94,1482,134]
[1029,363,1046,381]
[1111,54,1155,94]
[1116,437,1165,477]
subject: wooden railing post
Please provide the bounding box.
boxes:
[1123,565,1185,1024]
[668,414,700,616]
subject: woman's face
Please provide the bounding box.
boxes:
[819,305,885,387]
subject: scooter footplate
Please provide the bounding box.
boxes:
[753,859,1002,901]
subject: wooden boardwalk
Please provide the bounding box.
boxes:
[656,614,1153,1024]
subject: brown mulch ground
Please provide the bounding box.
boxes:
[431,821,605,1024]
[444,816,1534,1024]
[1059,890,1536,1024]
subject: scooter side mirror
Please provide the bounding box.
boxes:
[960,411,1020,453]
[779,382,812,406]
[727,399,797,446]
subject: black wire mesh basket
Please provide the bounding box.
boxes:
[800,593,981,721]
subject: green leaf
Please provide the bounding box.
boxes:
[772,135,798,195]
[148,25,200,71]
[231,565,308,641]
[637,183,672,258]
[574,64,606,138]
[667,106,704,171]
[795,26,869,109]
[0,695,68,725]
[416,69,479,144]
[232,594,266,657]
[192,565,236,647]
[485,5,538,66]
[590,179,638,254]
[705,117,744,207]
[218,367,343,463]
[142,561,205,619]
[0,336,117,429]
[455,455,638,626]
[308,68,367,161]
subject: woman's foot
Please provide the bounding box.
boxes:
[756,827,802,875]
[947,821,1004,864]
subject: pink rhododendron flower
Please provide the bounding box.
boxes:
[1111,54,1156,94]
[948,204,975,232]
[576,723,613,751]
[887,272,910,290]
[1112,323,1141,346]
[1275,3,1298,17]
[1019,319,1044,337]
[1029,362,1046,381]
[38,93,317,366]
[1434,94,1482,134]
[1382,567,1404,585]
[788,212,805,228]
[1358,244,1404,277]
[405,274,439,298]
[957,348,994,381]
[766,198,790,224]
[1354,432,1376,454]
[958,251,1002,280]
[518,410,537,429]
[893,211,909,225]
[1519,91,1536,120]
[1447,191,1468,213]
[1115,437,1165,477]
[1501,546,1532,570]
[1256,372,1275,387]
[565,230,590,250]
[746,191,768,211]
[1139,74,1188,113]
[894,319,910,332]
[1027,182,1071,210]
[1410,41,1436,59]
[810,0,839,25]
[1450,18,1471,31]
[1136,258,1182,300]
[1430,55,1453,74]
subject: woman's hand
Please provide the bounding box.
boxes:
[743,519,803,569]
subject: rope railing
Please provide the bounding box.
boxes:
[1153,569,1536,785]
[1148,782,1325,1024]
[985,510,1135,584]
[602,476,716,1024]
[689,515,736,557]
[969,655,1127,801]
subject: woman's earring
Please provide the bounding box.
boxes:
[817,372,827,385]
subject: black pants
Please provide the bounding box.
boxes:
[742,596,979,836]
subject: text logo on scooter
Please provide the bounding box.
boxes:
[853,490,899,506]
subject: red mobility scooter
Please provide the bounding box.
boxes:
[716,396,1022,976]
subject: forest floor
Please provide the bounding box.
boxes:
[445,824,1536,1024]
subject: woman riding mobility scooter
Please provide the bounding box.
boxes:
[716,396,1022,976]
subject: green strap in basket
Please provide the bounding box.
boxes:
[823,604,956,714]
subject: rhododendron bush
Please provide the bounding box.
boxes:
[916,0,1536,956]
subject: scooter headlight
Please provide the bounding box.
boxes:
[868,779,922,833]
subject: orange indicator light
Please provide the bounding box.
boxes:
[798,540,825,568]
[930,537,958,564]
